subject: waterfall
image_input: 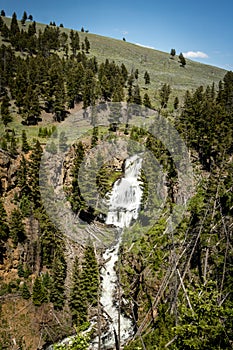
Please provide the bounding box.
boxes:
[46,154,143,350]
[95,154,143,349]
[105,154,143,228]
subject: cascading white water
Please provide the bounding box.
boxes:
[96,154,143,349]
[105,154,143,228]
[47,154,143,350]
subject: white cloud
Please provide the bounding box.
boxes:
[122,31,128,35]
[135,43,155,50]
[183,51,209,59]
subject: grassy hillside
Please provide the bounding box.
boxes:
[1,16,226,99]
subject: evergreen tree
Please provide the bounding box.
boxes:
[10,12,20,41]
[170,48,176,58]
[9,130,18,156]
[0,16,3,31]
[1,95,12,125]
[70,142,86,214]
[21,130,30,153]
[50,250,67,310]
[179,52,186,67]
[70,30,80,56]
[1,10,5,16]
[121,63,128,83]
[84,37,90,53]
[133,85,142,105]
[28,14,33,21]
[9,209,27,246]
[69,257,88,326]
[174,96,179,109]
[143,93,151,108]
[32,276,47,306]
[29,140,43,207]
[81,242,99,307]
[21,11,27,25]
[21,86,40,125]
[134,69,139,80]
[17,156,30,198]
[0,200,9,241]
[91,126,99,147]
[144,71,150,84]
[21,282,31,299]
[159,83,171,108]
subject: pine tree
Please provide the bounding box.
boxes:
[1,10,5,16]
[159,83,171,108]
[29,140,43,207]
[0,200,9,241]
[81,242,99,307]
[133,85,142,105]
[9,130,18,156]
[10,12,20,37]
[21,130,30,153]
[1,95,12,125]
[50,250,67,310]
[69,257,88,326]
[144,71,150,84]
[21,11,27,25]
[21,282,31,299]
[84,37,90,54]
[70,142,86,214]
[170,48,176,58]
[32,276,47,306]
[143,93,151,108]
[91,126,99,147]
[179,52,186,67]
[70,30,80,56]
[174,96,179,110]
[9,209,27,246]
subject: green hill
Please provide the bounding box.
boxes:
[1,15,226,99]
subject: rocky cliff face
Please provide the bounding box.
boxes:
[0,149,18,196]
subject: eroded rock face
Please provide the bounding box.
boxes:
[0,149,18,193]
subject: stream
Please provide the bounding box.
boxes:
[48,154,143,349]
[93,154,143,349]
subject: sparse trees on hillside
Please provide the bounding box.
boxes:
[144,70,150,84]
[179,52,186,67]
[159,83,171,108]
[21,11,28,25]
[170,48,176,58]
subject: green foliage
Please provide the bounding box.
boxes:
[159,83,171,108]
[144,70,150,84]
[0,200,9,241]
[9,209,26,246]
[179,52,186,67]
[1,94,12,125]
[170,48,176,58]
[50,249,67,310]
[69,243,99,327]
[32,276,47,306]
[143,93,151,108]
[21,282,31,299]
[174,281,232,349]
[69,257,88,326]
[81,242,99,306]
[53,331,90,350]
[21,130,30,153]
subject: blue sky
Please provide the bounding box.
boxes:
[1,0,233,70]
